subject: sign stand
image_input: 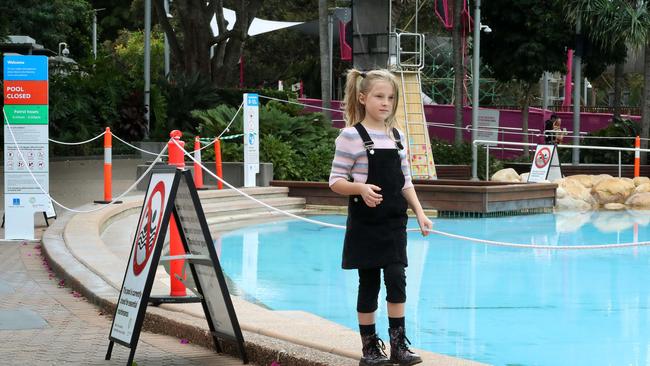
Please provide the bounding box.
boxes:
[528,144,563,183]
[106,168,248,365]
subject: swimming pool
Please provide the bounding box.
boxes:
[217,211,650,366]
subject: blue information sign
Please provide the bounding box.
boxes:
[3,55,48,81]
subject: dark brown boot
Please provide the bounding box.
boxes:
[359,333,392,366]
[388,327,422,365]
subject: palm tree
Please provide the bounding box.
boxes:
[565,0,650,161]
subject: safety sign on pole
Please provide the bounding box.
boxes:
[3,55,51,240]
[528,144,563,182]
[106,168,247,366]
[243,93,259,187]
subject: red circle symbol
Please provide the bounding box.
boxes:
[133,181,165,276]
[535,147,552,169]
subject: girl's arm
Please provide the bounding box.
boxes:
[402,187,433,236]
[331,180,383,208]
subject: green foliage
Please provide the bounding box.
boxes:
[431,139,503,180]
[0,0,93,60]
[113,29,165,81]
[560,118,640,164]
[193,102,337,181]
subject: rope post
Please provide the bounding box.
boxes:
[193,136,208,190]
[215,138,223,190]
[167,130,187,297]
[635,136,640,178]
[94,127,122,204]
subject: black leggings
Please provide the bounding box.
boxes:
[357,263,406,313]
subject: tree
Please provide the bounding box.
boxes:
[481,0,573,158]
[319,0,331,119]
[0,0,93,60]
[564,0,650,161]
[153,0,262,86]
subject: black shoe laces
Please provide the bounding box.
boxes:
[398,334,414,353]
[372,335,389,357]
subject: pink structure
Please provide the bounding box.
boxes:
[299,98,640,159]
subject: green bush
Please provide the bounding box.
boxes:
[431,139,502,180]
[559,117,639,164]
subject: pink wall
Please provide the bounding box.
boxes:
[299,99,640,159]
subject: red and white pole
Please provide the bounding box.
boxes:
[215,138,223,190]
[94,127,121,204]
[635,136,641,178]
[193,136,207,190]
[167,130,187,297]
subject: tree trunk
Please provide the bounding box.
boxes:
[521,83,532,159]
[641,41,650,164]
[452,0,464,144]
[613,61,624,120]
[319,0,331,120]
[176,0,213,78]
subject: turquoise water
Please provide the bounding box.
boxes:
[217,212,650,366]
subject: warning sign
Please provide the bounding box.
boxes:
[528,144,562,182]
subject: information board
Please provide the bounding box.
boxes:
[476,109,500,146]
[243,93,259,187]
[3,55,51,240]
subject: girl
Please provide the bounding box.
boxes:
[329,69,432,366]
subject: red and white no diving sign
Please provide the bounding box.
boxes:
[528,144,563,182]
[133,181,165,276]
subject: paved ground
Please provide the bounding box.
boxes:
[0,161,245,366]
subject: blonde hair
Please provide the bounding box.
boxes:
[342,68,400,131]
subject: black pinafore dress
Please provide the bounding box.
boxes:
[342,124,409,270]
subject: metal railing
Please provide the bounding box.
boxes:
[395,32,425,70]
[473,139,650,181]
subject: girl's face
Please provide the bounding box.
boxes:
[360,80,395,125]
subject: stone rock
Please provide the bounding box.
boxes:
[633,176,650,186]
[634,183,650,194]
[558,178,592,202]
[592,174,613,186]
[519,172,530,182]
[556,186,567,199]
[491,168,520,182]
[604,203,626,211]
[555,196,593,211]
[565,174,593,188]
[625,192,650,209]
[592,178,636,205]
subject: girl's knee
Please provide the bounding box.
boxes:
[383,263,406,303]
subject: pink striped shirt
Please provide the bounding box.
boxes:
[329,126,413,190]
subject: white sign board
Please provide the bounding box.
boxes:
[3,55,51,240]
[243,93,259,187]
[476,109,500,146]
[528,144,563,182]
[110,172,176,345]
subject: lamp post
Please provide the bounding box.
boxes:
[58,42,69,58]
[92,8,105,60]
[144,0,152,138]
[163,0,172,79]
[471,0,491,180]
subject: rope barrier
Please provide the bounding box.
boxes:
[258,95,343,113]
[172,138,650,251]
[3,106,168,213]
[49,131,106,145]
[195,103,244,152]
[111,133,169,157]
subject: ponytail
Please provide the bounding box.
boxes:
[343,69,365,127]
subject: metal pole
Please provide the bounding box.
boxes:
[471,0,481,180]
[415,0,419,33]
[164,0,170,78]
[93,12,97,59]
[618,150,621,177]
[572,16,582,165]
[542,72,549,112]
[328,13,333,100]
[144,0,151,138]
[486,145,490,181]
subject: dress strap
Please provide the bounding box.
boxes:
[354,124,375,151]
[392,128,404,150]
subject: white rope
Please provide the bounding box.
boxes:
[258,95,343,113]
[171,139,650,251]
[111,133,169,157]
[196,103,244,152]
[2,107,168,213]
[49,131,106,145]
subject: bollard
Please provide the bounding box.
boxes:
[634,136,640,178]
[167,130,187,297]
[94,127,122,204]
[215,138,223,190]
[193,136,207,190]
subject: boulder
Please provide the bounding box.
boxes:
[491,168,520,182]
[592,178,635,205]
[604,203,626,211]
[556,196,593,211]
[592,174,613,186]
[519,172,530,182]
[625,192,650,209]
[558,178,592,202]
[565,174,593,188]
[633,176,650,186]
[634,183,650,194]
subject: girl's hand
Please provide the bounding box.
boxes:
[417,214,433,236]
[360,184,382,207]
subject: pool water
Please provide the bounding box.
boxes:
[217,212,650,366]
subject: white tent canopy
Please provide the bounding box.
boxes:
[210,8,303,37]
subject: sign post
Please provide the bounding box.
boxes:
[528,144,563,182]
[243,93,259,187]
[106,168,248,365]
[3,55,51,240]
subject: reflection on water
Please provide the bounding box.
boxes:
[217,213,650,366]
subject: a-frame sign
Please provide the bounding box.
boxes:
[105,168,248,365]
[528,144,563,183]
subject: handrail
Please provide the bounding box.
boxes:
[395,32,425,70]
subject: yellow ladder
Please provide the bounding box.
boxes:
[394,71,437,180]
